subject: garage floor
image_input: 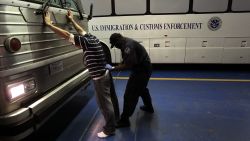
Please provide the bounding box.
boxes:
[56,68,250,141]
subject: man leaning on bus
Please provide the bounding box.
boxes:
[43,10,116,138]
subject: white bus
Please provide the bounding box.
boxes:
[83,0,250,64]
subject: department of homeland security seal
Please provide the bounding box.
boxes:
[208,17,222,31]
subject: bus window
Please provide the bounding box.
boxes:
[21,0,62,8]
[51,0,61,7]
[150,0,189,14]
[61,0,78,11]
[193,0,229,13]
[232,0,250,12]
[83,0,112,16]
[115,0,146,15]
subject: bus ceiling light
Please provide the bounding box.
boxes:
[4,37,22,53]
[6,79,36,101]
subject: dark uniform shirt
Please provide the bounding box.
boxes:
[121,37,151,72]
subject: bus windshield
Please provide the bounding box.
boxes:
[21,0,78,11]
[61,0,78,11]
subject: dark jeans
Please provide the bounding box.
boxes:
[93,70,115,133]
[120,67,153,120]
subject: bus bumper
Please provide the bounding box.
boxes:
[0,70,90,141]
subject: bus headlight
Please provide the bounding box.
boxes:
[6,78,37,102]
[9,84,25,99]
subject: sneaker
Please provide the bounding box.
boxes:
[97,131,114,138]
[140,105,154,113]
[116,119,130,128]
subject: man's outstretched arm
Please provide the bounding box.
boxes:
[66,10,86,35]
[44,11,71,40]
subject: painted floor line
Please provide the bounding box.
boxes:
[113,77,250,82]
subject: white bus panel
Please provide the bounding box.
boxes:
[149,38,186,63]
[89,13,250,64]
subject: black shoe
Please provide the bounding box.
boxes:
[116,119,130,128]
[140,105,154,113]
